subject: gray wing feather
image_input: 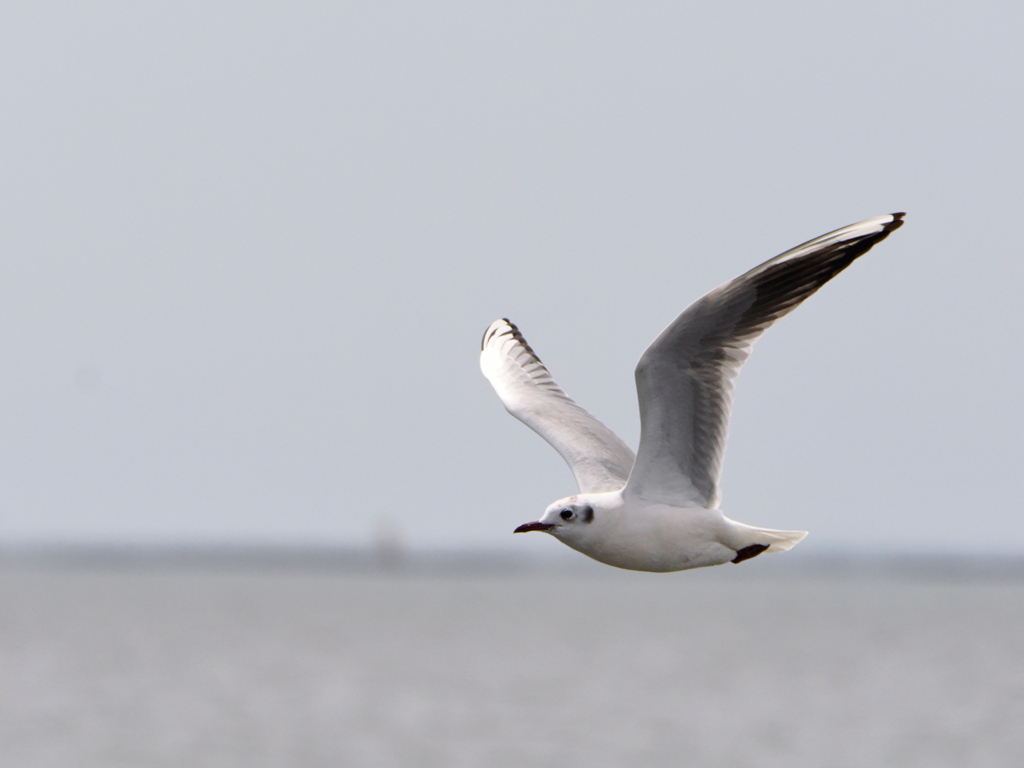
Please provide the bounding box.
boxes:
[625,213,905,507]
[480,319,635,493]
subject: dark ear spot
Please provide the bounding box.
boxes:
[580,505,594,523]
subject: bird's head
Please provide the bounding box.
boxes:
[514,496,595,536]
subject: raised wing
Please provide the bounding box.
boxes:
[624,212,905,508]
[480,318,636,493]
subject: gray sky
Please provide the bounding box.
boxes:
[1,2,1021,554]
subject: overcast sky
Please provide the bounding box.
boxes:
[0,2,1021,555]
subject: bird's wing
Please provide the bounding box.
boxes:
[624,212,905,508]
[480,318,636,493]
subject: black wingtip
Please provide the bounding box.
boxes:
[731,543,770,564]
[871,212,905,243]
[483,318,548,367]
[481,318,513,351]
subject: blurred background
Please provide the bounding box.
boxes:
[2,0,1023,555]
[1,2,1022,766]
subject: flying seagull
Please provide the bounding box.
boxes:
[480,213,904,572]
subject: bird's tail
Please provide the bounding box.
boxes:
[754,527,808,554]
[745,528,806,552]
[728,519,808,554]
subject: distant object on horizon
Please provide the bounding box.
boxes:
[373,516,406,570]
[481,213,905,572]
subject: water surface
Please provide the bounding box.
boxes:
[0,558,1021,767]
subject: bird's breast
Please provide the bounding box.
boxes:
[560,504,735,572]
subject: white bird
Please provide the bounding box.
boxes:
[480,213,904,572]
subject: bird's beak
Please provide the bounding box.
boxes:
[514,521,555,534]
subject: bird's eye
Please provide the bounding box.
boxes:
[560,508,574,520]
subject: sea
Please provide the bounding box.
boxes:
[0,549,1021,768]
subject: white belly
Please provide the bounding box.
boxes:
[557,504,738,573]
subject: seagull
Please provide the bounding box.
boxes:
[480,213,904,572]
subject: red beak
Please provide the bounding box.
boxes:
[514,521,556,534]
